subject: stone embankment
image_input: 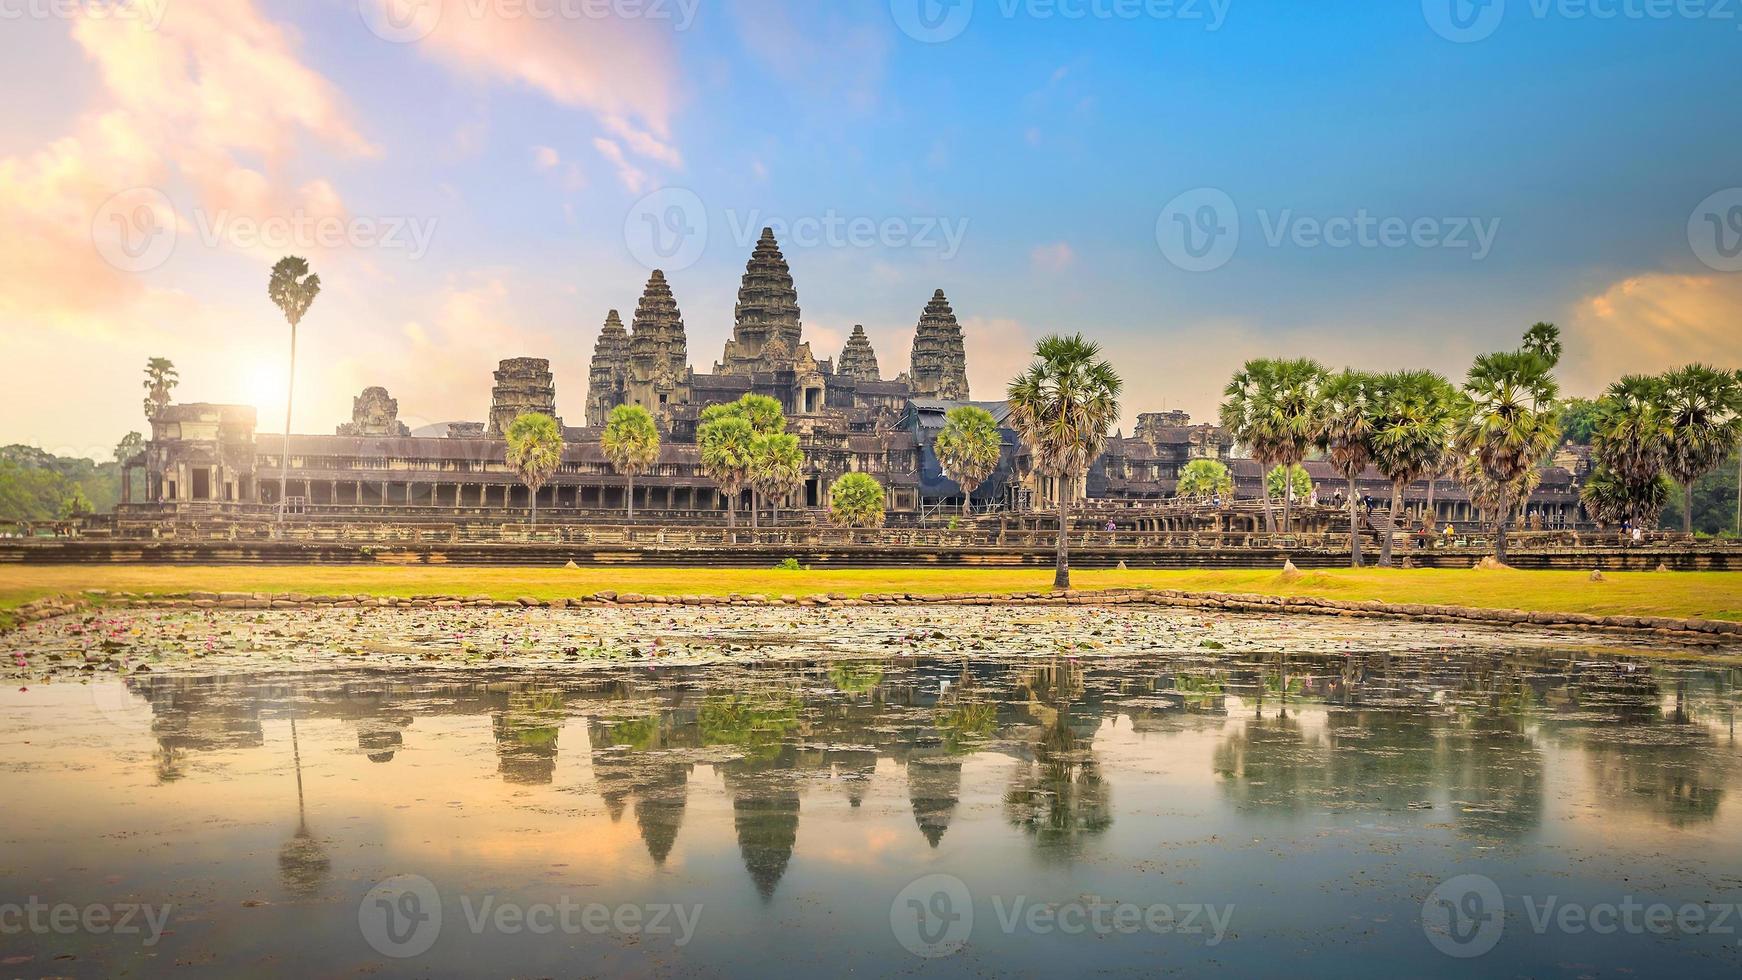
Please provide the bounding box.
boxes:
[7,588,1739,648]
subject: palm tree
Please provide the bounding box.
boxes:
[698,414,755,527]
[934,405,1003,518]
[1221,358,1327,534]
[1583,375,1671,530]
[267,257,321,526]
[1316,369,1378,567]
[1369,370,1457,567]
[1007,334,1122,591]
[699,395,787,528]
[750,432,804,526]
[142,357,178,420]
[505,412,564,527]
[1454,328,1561,563]
[828,472,887,528]
[1660,364,1742,535]
[601,405,661,521]
[1176,458,1234,502]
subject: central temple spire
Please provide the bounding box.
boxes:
[717,227,804,374]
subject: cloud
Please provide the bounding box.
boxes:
[532,145,585,191]
[592,139,649,195]
[0,0,371,325]
[1029,242,1076,274]
[394,0,681,159]
[1561,272,1742,396]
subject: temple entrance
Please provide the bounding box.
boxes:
[190,468,211,501]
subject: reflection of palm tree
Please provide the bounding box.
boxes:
[279,718,330,898]
[1004,707,1112,854]
[1213,713,1323,813]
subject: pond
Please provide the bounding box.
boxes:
[1,614,1739,977]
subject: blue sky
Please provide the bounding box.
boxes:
[2,0,1738,453]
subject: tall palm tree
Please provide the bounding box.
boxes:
[142,356,178,420]
[698,414,755,527]
[1454,330,1561,563]
[934,405,1003,518]
[1660,364,1742,535]
[267,257,321,526]
[1316,369,1378,567]
[1584,375,1671,529]
[750,432,804,526]
[1221,358,1326,534]
[1007,334,1122,591]
[699,395,786,528]
[505,412,564,527]
[1369,370,1457,567]
[601,405,661,521]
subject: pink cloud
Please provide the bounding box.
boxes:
[1561,272,1742,396]
[1029,241,1076,274]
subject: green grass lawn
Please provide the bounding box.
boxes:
[2,564,1740,622]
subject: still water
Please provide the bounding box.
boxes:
[2,648,1739,977]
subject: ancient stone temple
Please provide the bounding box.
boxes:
[335,386,410,437]
[485,358,561,438]
[837,325,881,382]
[585,310,629,427]
[626,271,691,417]
[715,228,812,375]
[906,290,970,400]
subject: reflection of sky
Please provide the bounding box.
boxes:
[1,665,1739,976]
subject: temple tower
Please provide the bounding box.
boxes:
[336,386,410,437]
[626,271,690,414]
[717,228,807,374]
[837,325,880,382]
[585,310,630,427]
[485,358,560,438]
[907,289,970,400]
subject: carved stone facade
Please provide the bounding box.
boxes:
[623,271,691,421]
[485,358,561,438]
[585,310,629,427]
[715,228,808,375]
[905,290,970,400]
[837,325,880,382]
[336,386,410,438]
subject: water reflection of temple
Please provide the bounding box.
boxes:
[116,657,1740,899]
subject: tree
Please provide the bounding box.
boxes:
[698,415,755,527]
[1265,465,1314,504]
[1221,358,1326,534]
[1369,370,1457,567]
[60,485,93,520]
[934,405,1002,517]
[828,472,886,528]
[1007,334,1122,591]
[1582,375,1671,529]
[1454,326,1562,563]
[1523,321,1563,363]
[1557,397,1600,446]
[1175,458,1233,501]
[600,405,660,521]
[750,432,804,526]
[699,394,788,528]
[505,412,563,527]
[1316,369,1378,567]
[1659,364,1742,535]
[113,431,145,465]
[267,257,321,526]
[142,357,179,420]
